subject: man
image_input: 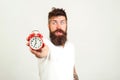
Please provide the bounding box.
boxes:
[27,7,79,80]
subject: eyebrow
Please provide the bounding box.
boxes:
[50,19,66,22]
[48,19,66,24]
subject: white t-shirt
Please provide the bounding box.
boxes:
[38,39,75,80]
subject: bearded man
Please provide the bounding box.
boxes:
[27,7,79,80]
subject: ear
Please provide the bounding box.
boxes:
[48,24,50,29]
[48,23,51,31]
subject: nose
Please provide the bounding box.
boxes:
[56,23,61,29]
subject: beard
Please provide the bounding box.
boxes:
[50,29,67,46]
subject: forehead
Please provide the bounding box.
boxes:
[49,16,66,21]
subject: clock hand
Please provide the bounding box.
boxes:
[34,37,37,47]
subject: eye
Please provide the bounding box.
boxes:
[60,20,65,25]
[50,21,57,25]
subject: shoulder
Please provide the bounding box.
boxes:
[65,41,75,47]
[64,41,75,52]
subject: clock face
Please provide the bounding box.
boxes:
[29,37,43,50]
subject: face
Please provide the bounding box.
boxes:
[49,16,67,35]
[48,16,67,46]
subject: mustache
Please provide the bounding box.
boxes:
[53,29,65,34]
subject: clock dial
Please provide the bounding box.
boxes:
[29,37,43,50]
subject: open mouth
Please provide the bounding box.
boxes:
[55,31,63,36]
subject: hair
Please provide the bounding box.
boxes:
[48,7,67,21]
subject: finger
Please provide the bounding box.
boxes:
[26,42,29,46]
[30,49,42,58]
[30,48,38,54]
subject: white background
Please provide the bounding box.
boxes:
[0,0,120,80]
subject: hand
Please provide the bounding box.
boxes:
[27,42,49,58]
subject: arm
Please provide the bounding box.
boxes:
[74,66,79,80]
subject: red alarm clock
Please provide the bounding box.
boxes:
[27,30,44,50]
